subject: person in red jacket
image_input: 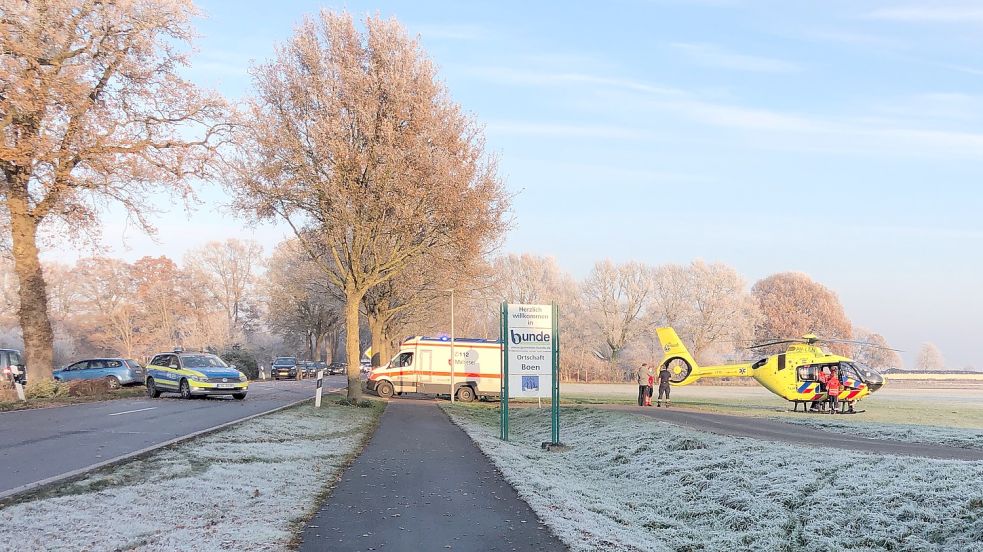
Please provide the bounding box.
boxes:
[826,367,842,414]
[645,372,654,406]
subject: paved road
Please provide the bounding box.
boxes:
[0,377,349,498]
[300,399,566,552]
[600,404,983,461]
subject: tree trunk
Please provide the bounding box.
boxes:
[344,291,363,401]
[368,312,385,368]
[7,194,55,383]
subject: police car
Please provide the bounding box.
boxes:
[145,350,248,400]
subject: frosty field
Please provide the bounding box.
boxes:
[446,404,983,552]
[562,383,983,425]
[0,401,381,551]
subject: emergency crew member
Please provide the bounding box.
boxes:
[826,367,842,414]
[656,363,672,407]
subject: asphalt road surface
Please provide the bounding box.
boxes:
[300,399,565,552]
[0,376,350,498]
[600,403,983,461]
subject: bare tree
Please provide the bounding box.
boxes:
[649,261,759,364]
[263,240,342,365]
[581,260,651,375]
[751,272,852,355]
[0,0,228,381]
[188,239,263,347]
[851,328,903,370]
[229,12,508,400]
[74,257,140,357]
[916,342,945,371]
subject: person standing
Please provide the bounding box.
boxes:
[656,363,672,407]
[637,363,650,406]
[826,367,842,414]
[645,371,654,406]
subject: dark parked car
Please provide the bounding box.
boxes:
[272,357,298,380]
[53,358,144,388]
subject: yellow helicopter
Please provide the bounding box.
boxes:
[655,327,888,413]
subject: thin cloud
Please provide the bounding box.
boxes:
[670,42,801,73]
[411,23,486,41]
[486,120,652,140]
[464,65,684,95]
[868,5,983,23]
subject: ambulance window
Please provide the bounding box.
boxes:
[396,352,413,368]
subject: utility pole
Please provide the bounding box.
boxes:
[450,289,456,403]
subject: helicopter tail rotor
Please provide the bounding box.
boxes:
[656,327,700,384]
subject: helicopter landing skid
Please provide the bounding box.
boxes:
[791,401,865,414]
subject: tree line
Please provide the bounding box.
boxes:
[0,248,910,383]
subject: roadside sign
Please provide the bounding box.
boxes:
[501,303,559,444]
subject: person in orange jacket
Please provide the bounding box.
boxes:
[826,367,842,414]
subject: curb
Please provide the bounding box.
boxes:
[0,394,321,504]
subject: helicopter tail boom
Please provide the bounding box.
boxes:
[657,327,753,384]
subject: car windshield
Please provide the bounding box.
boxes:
[9,351,22,365]
[126,359,143,369]
[274,358,295,366]
[181,355,228,369]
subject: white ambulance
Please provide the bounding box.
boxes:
[366,336,502,401]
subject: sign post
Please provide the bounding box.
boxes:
[500,302,559,444]
[315,370,324,407]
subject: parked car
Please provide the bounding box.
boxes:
[272,357,298,380]
[302,361,316,377]
[53,358,144,389]
[327,362,347,375]
[145,350,248,400]
[0,349,25,386]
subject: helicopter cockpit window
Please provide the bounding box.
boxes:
[839,362,861,381]
[797,364,818,382]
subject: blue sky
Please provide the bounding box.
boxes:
[58,0,983,368]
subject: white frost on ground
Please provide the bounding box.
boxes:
[776,417,983,451]
[0,403,379,551]
[446,405,983,552]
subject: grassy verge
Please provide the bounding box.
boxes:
[445,404,983,552]
[0,399,384,551]
[0,385,146,412]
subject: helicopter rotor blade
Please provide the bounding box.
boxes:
[747,339,804,350]
[814,338,904,352]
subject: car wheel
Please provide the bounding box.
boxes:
[455,386,476,403]
[146,378,161,398]
[233,393,246,400]
[179,379,192,400]
[376,380,394,399]
[106,376,121,390]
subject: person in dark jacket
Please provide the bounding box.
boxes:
[656,364,672,407]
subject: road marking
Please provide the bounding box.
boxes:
[108,407,157,417]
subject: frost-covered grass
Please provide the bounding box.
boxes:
[778,417,983,451]
[446,404,983,552]
[563,383,983,429]
[0,401,382,551]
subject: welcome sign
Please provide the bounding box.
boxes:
[505,304,553,398]
[500,302,560,444]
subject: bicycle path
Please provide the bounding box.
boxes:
[299,399,566,552]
